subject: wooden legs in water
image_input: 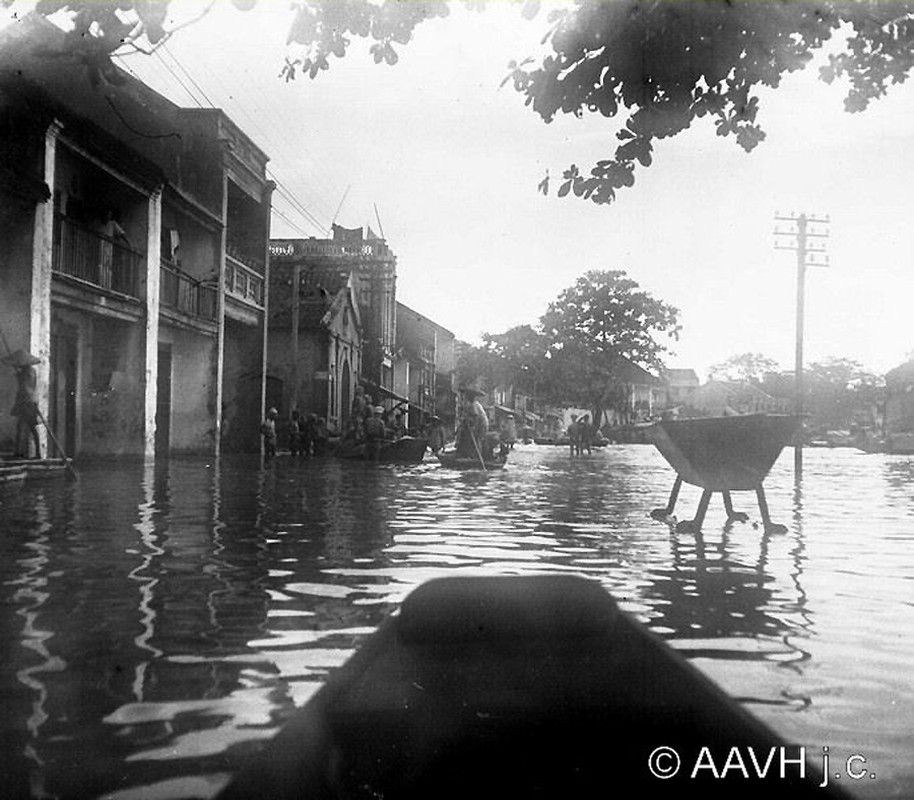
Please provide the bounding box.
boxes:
[651,477,786,534]
[650,476,683,521]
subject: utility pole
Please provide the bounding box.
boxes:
[774,212,829,474]
[291,263,301,412]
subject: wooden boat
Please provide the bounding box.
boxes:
[436,448,507,470]
[218,575,851,799]
[646,414,800,533]
[335,436,427,464]
[0,463,27,483]
[2,458,73,479]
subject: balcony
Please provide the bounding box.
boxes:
[53,215,143,299]
[160,261,218,322]
[226,238,265,273]
[225,259,265,308]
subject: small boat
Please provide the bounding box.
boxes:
[218,575,851,799]
[2,458,73,479]
[335,436,427,464]
[0,463,27,483]
[436,448,507,470]
[647,414,800,532]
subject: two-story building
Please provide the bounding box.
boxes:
[268,228,396,431]
[393,302,456,432]
[0,16,271,458]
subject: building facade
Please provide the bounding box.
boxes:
[394,302,456,431]
[268,227,396,427]
[0,17,271,459]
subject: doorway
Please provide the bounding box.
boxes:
[155,345,172,457]
[49,322,78,458]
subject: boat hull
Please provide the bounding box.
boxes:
[336,437,427,464]
[2,458,71,480]
[436,450,506,470]
[218,575,849,799]
[647,414,800,490]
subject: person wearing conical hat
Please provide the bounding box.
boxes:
[455,385,489,459]
[6,350,41,459]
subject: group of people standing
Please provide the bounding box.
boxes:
[260,407,330,460]
[568,414,595,455]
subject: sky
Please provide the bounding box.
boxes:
[13,0,914,380]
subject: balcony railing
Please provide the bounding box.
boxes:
[225,259,265,307]
[160,261,218,322]
[225,238,265,273]
[53,215,143,299]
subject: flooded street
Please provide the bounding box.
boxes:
[2,444,913,799]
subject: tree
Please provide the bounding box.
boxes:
[708,352,781,384]
[480,324,549,394]
[804,357,883,432]
[539,269,680,427]
[31,1,914,203]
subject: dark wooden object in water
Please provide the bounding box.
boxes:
[647,414,800,533]
[218,575,850,799]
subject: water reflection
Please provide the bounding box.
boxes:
[0,446,912,798]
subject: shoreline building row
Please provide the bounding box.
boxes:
[1,16,455,459]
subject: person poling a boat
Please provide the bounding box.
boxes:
[455,386,494,461]
[363,405,386,462]
[6,349,41,460]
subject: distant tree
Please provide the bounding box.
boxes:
[480,324,549,394]
[539,269,680,427]
[804,357,883,432]
[454,340,498,393]
[32,0,914,203]
[708,352,781,384]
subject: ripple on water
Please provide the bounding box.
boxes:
[1,447,913,798]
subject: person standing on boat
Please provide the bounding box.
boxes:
[426,416,446,454]
[455,387,488,459]
[391,410,407,440]
[8,351,41,459]
[363,405,386,462]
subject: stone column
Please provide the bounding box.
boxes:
[143,187,163,459]
[30,119,63,458]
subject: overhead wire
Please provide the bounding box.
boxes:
[156,35,341,222]
[145,46,333,237]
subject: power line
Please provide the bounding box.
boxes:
[119,48,334,238]
[161,42,217,108]
[271,204,312,238]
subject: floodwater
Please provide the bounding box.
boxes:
[1,444,913,799]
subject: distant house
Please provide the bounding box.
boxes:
[657,368,700,410]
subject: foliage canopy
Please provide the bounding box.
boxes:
[29,0,914,203]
